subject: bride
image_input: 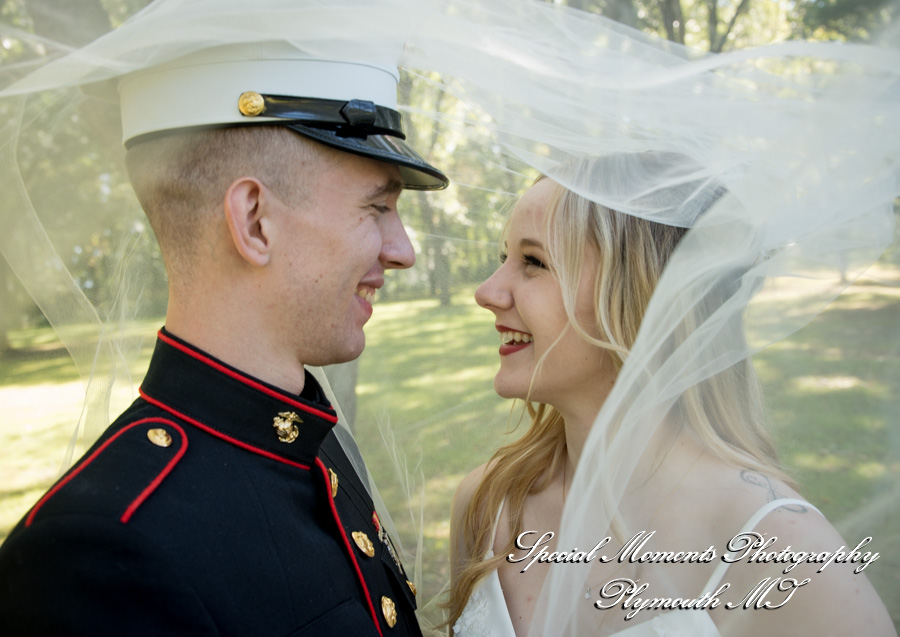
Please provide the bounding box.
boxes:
[448,163,897,636]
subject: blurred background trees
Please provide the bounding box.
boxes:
[1,0,896,339]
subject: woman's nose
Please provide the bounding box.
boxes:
[475,267,512,311]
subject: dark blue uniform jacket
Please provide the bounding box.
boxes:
[0,329,421,637]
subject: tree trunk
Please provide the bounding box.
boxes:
[711,0,751,52]
[708,0,719,50]
[419,89,450,305]
[660,0,685,44]
[602,0,640,28]
[0,276,11,355]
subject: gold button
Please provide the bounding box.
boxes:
[352,531,375,558]
[238,91,266,116]
[147,428,172,447]
[273,411,301,443]
[381,596,397,628]
[329,468,338,498]
[406,580,417,597]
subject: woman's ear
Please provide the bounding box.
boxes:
[223,177,272,266]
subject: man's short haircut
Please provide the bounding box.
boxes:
[126,125,328,271]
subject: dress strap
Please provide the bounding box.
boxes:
[700,498,821,593]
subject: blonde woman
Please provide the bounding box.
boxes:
[448,167,896,637]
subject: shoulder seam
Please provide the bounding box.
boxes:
[26,417,188,527]
[121,420,189,522]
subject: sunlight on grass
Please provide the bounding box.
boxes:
[855,461,891,480]
[0,321,158,542]
[0,381,85,537]
[794,375,863,390]
[751,262,900,628]
[792,451,853,472]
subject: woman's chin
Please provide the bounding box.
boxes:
[493,377,528,401]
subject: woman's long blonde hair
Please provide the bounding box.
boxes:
[446,176,793,627]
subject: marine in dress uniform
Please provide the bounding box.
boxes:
[0,39,447,636]
[0,330,419,636]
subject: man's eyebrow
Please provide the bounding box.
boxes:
[364,178,403,200]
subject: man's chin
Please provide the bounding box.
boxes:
[305,338,365,368]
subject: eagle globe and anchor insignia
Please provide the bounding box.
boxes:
[273,411,302,443]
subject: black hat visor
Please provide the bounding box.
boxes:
[247,94,448,191]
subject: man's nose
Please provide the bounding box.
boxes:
[380,213,416,269]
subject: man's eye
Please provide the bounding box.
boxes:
[371,204,391,214]
[523,254,546,269]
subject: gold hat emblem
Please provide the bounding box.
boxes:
[381,596,397,628]
[352,531,375,558]
[273,411,302,443]
[238,91,266,117]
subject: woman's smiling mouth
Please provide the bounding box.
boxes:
[497,326,533,355]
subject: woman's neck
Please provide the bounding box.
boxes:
[555,382,615,471]
[560,399,704,504]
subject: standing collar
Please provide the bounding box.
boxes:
[139,328,338,466]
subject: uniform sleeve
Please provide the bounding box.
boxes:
[0,514,219,636]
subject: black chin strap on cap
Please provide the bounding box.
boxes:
[237,90,448,190]
[238,92,406,139]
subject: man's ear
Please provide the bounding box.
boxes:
[223,177,272,266]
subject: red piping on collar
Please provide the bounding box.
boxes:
[26,418,186,527]
[157,330,338,424]
[315,457,384,637]
[140,389,311,471]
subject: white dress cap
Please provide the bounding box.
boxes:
[117,41,399,145]
[112,41,446,190]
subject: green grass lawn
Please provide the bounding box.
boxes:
[1,266,897,629]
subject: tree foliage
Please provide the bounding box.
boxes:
[795,0,898,41]
[1,0,894,328]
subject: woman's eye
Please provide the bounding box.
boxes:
[499,251,508,264]
[523,254,546,269]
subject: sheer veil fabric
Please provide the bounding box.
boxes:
[1,1,898,635]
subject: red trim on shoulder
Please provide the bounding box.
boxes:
[140,389,311,471]
[26,418,184,528]
[121,422,188,523]
[315,457,384,637]
[157,330,338,423]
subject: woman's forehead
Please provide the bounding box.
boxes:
[508,179,557,239]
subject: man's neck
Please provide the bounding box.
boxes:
[164,304,307,396]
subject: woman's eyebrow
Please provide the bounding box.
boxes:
[519,237,544,249]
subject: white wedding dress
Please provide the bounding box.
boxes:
[453,498,816,637]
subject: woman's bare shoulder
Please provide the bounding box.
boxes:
[450,462,495,578]
[708,474,896,636]
[454,458,511,517]
[452,462,491,512]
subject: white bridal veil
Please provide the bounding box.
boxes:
[1,0,898,635]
